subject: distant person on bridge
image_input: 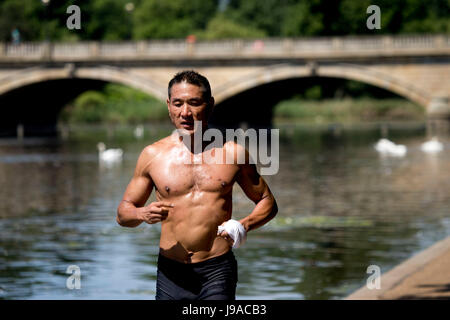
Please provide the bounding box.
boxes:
[11,28,20,44]
[116,70,278,300]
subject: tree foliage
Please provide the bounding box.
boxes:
[0,0,448,42]
[195,14,266,40]
[132,0,216,39]
[62,84,167,124]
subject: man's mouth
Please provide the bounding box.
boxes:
[180,121,194,128]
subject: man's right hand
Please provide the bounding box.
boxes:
[136,201,174,224]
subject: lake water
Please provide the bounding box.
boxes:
[0,122,449,299]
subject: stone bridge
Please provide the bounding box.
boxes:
[0,35,449,135]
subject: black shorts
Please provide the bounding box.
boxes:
[155,250,238,300]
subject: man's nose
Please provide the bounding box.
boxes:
[181,104,192,117]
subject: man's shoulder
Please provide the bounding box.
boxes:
[139,136,174,161]
[223,140,250,165]
[223,139,245,152]
[134,136,175,175]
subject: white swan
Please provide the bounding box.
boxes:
[374,138,407,157]
[97,142,123,162]
[134,124,144,139]
[420,137,443,153]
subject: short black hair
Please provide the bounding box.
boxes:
[168,70,212,101]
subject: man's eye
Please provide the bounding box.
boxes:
[189,100,202,106]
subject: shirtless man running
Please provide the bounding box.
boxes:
[116,70,278,300]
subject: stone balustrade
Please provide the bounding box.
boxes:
[0,35,448,62]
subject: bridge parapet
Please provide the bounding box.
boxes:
[0,35,448,62]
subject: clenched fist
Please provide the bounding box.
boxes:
[136,201,174,224]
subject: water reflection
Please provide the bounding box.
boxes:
[0,123,449,299]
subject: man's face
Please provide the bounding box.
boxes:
[167,82,214,134]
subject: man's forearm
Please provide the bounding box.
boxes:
[239,195,278,232]
[117,200,143,228]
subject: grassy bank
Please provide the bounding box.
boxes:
[60,84,425,125]
[273,97,425,124]
[60,84,168,124]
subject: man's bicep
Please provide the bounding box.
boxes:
[236,163,269,203]
[122,175,153,207]
[122,147,155,207]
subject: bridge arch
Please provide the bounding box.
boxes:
[213,63,431,108]
[0,65,169,136]
[0,65,167,101]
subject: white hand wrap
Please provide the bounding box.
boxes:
[217,219,247,249]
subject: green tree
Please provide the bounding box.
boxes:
[195,15,266,40]
[132,0,216,39]
[83,0,133,40]
[225,0,294,37]
[62,84,168,124]
[281,1,324,36]
[0,0,91,42]
[67,91,107,123]
[0,0,44,41]
[399,0,450,33]
[0,0,448,42]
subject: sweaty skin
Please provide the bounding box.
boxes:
[116,82,278,263]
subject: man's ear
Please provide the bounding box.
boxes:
[167,98,171,114]
[167,98,174,122]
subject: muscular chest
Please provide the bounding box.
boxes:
[150,160,239,197]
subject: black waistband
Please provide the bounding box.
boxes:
[158,250,234,268]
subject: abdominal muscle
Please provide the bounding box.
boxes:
[158,193,232,263]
